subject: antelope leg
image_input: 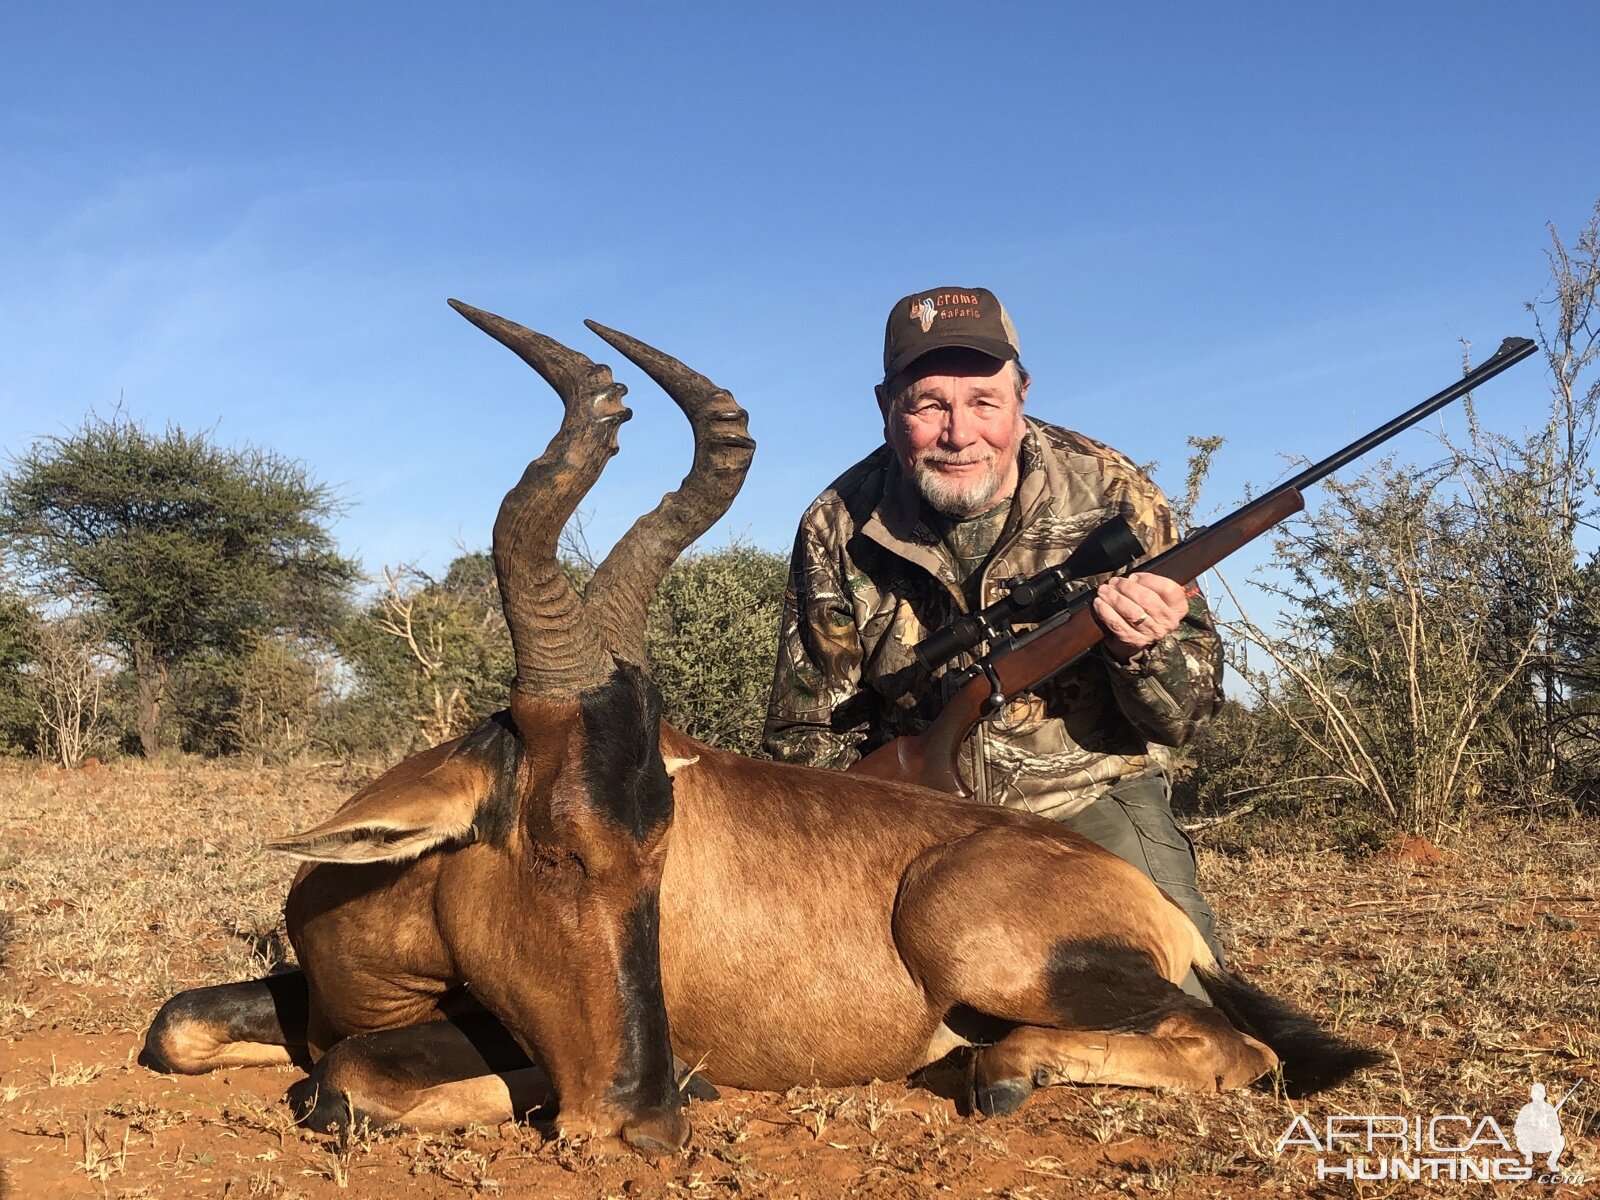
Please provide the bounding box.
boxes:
[141,973,311,1073]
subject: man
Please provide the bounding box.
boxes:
[763,286,1226,989]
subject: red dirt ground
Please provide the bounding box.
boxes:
[2,763,1595,1197]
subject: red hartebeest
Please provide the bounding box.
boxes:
[142,302,1379,1155]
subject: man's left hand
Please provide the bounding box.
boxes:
[1093,573,1189,661]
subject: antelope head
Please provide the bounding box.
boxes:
[269,301,754,1154]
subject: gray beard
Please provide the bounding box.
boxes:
[913,459,1006,517]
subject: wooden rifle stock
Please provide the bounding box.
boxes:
[850,487,1305,793]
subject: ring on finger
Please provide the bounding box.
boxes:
[1129,611,1148,627]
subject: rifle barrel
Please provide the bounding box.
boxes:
[1219,337,1538,532]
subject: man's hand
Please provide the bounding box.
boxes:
[1093,573,1189,661]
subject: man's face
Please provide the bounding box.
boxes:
[877,348,1028,518]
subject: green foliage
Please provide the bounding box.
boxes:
[337,551,515,750]
[1211,441,1592,837]
[1566,555,1600,706]
[1278,463,1524,826]
[0,412,358,754]
[646,542,787,754]
[0,587,38,753]
[337,544,787,761]
[337,541,787,758]
[170,635,335,762]
[1170,697,1296,816]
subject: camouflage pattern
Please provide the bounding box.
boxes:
[763,417,1224,820]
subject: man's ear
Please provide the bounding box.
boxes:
[1017,373,1030,407]
[874,382,892,421]
[265,740,494,864]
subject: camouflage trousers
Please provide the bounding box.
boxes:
[1058,770,1224,1003]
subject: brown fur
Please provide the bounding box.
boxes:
[968,1010,1277,1099]
[652,730,1212,1090]
[148,711,1282,1141]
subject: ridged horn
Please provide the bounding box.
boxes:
[449,299,625,696]
[582,320,756,665]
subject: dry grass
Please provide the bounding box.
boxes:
[0,757,1596,1197]
[0,759,347,1041]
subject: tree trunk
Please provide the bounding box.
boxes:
[132,641,166,757]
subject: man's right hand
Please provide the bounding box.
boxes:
[1093,573,1188,661]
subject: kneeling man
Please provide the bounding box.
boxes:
[764,286,1226,996]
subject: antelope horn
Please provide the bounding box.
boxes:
[582,320,756,665]
[449,299,625,696]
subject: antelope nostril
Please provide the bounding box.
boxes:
[621,1108,691,1157]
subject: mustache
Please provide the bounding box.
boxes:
[916,448,996,468]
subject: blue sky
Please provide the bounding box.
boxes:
[3,2,1595,613]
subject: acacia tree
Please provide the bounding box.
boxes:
[1198,203,1600,831]
[0,414,357,756]
[1497,203,1600,800]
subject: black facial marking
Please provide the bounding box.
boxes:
[578,663,674,843]
[608,891,680,1116]
[461,710,525,849]
[1043,936,1194,1033]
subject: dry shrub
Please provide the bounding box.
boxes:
[1218,460,1543,836]
[1186,203,1600,839]
[337,553,514,752]
[28,613,113,769]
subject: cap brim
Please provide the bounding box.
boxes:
[887,335,1019,382]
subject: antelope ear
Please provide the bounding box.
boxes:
[266,737,499,864]
[659,724,704,780]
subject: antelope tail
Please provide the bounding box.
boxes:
[1188,921,1383,1097]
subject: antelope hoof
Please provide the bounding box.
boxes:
[286,1078,380,1141]
[964,1050,1035,1118]
[682,1075,720,1102]
[673,1055,720,1102]
[972,1077,1033,1118]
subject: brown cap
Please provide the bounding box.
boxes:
[882,286,1020,381]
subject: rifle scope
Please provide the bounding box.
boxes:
[913,514,1146,670]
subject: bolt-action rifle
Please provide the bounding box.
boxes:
[848,336,1540,795]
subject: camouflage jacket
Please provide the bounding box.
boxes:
[762,417,1224,819]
